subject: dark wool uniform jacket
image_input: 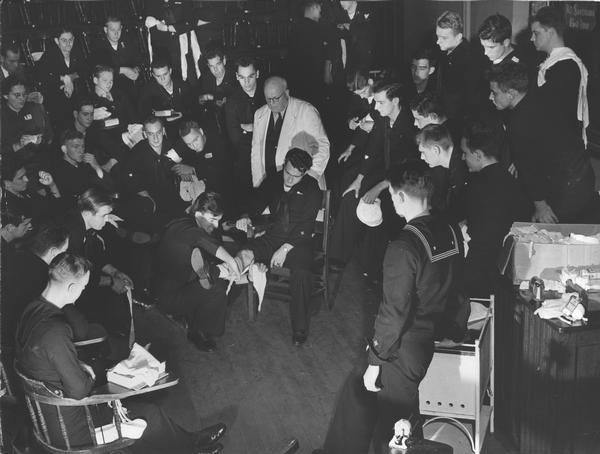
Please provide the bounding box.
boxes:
[368,215,465,365]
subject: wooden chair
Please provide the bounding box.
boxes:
[247,190,332,321]
[15,367,136,454]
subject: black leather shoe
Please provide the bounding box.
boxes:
[195,423,227,448]
[197,442,223,454]
[292,330,308,346]
[188,331,217,352]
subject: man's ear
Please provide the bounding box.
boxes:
[60,144,67,155]
[104,26,108,35]
[256,70,260,79]
[54,37,59,46]
[428,66,436,76]
[432,144,442,156]
[222,56,227,66]
[474,149,485,161]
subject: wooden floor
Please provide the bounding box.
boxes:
[132,259,516,454]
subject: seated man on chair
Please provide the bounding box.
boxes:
[15,252,226,454]
[236,148,322,346]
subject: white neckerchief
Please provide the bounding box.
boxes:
[538,46,589,146]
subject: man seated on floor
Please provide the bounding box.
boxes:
[313,160,468,454]
[235,148,322,346]
[155,191,241,352]
[15,252,227,454]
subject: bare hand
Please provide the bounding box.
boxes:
[240,123,253,133]
[361,187,381,204]
[61,76,74,98]
[111,271,134,294]
[363,364,381,392]
[359,119,374,133]
[38,170,54,186]
[156,21,168,32]
[342,177,362,198]
[235,217,252,234]
[532,200,558,224]
[27,91,44,104]
[166,149,183,163]
[348,117,360,131]
[15,218,33,238]
[82,153,100,170]
[270,245,290,268]
[172,163,195,177]
[199,94,214,103]
[79,361,96,381]
[337,146,353,163]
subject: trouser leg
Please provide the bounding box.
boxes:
[285,245,313,332]
[329,192,363,264]
[322,358,378,454]
[373,337,434,454]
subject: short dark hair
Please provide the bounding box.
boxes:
[346,69,369,92]
[411,48,437,68]
[478,14,512,43]
[235,56,257,73]
[373,81,405,104]
[1,74,26,96]
[60,129,84,146]
[205,43,225,62]
[93,64,113,79]
[436,11,463,35]
[285,148,313,174]
[28,222,69,257]
[77,188,114,214]
[416,124,453,151]
[73,95,94,112]
[191,191,223,216]
[151,58,171,71]
[462,116,505,161]
[410,91,446,119]
[55,27,75,40]
[143,115,163,129]
[49,252,92,283]
[533,6,566,38]
[304,0,321,12]
[105,15,122,26]
[387,160,433,201]
[1,41,20,57]
[487,61,529,94]
[179,120,200,137]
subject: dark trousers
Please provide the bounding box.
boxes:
[323,334,434,454]
[548,157,597,223]
[248,237,313,332]
[156,278,228,337]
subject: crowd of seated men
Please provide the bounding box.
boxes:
[1,2,599,452]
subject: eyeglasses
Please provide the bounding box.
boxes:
[266,92,286,104]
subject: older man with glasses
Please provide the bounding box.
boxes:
[250,76,330,193]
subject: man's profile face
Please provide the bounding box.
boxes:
[2,49,21,73]
[412,111,435,130]
[196,211,222,233]
[208,55,226,80]
[87,205,113,231]
[489,81,512,110]
[340,1,356,11]
[436,27,462,52]
[373,91,396,118]
[63,138,85,163]
[461,137,481,173]
[152,66,172,89]
[411,58,433,86]
[530,21,551,53]
[283,161,305,191]
[105,20,122,44]
[264,82,289,114]
[8,167,29,193]
[419,143,440,168]
[236,65,258,94]
[144,122,164,151]
[480,38,509,62]
[75,105,94,129]
[4,83,27,111]
[182,128,206,152]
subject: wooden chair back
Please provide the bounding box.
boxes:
[15,366,135,454]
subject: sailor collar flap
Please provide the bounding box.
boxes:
[403,222,459,263]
